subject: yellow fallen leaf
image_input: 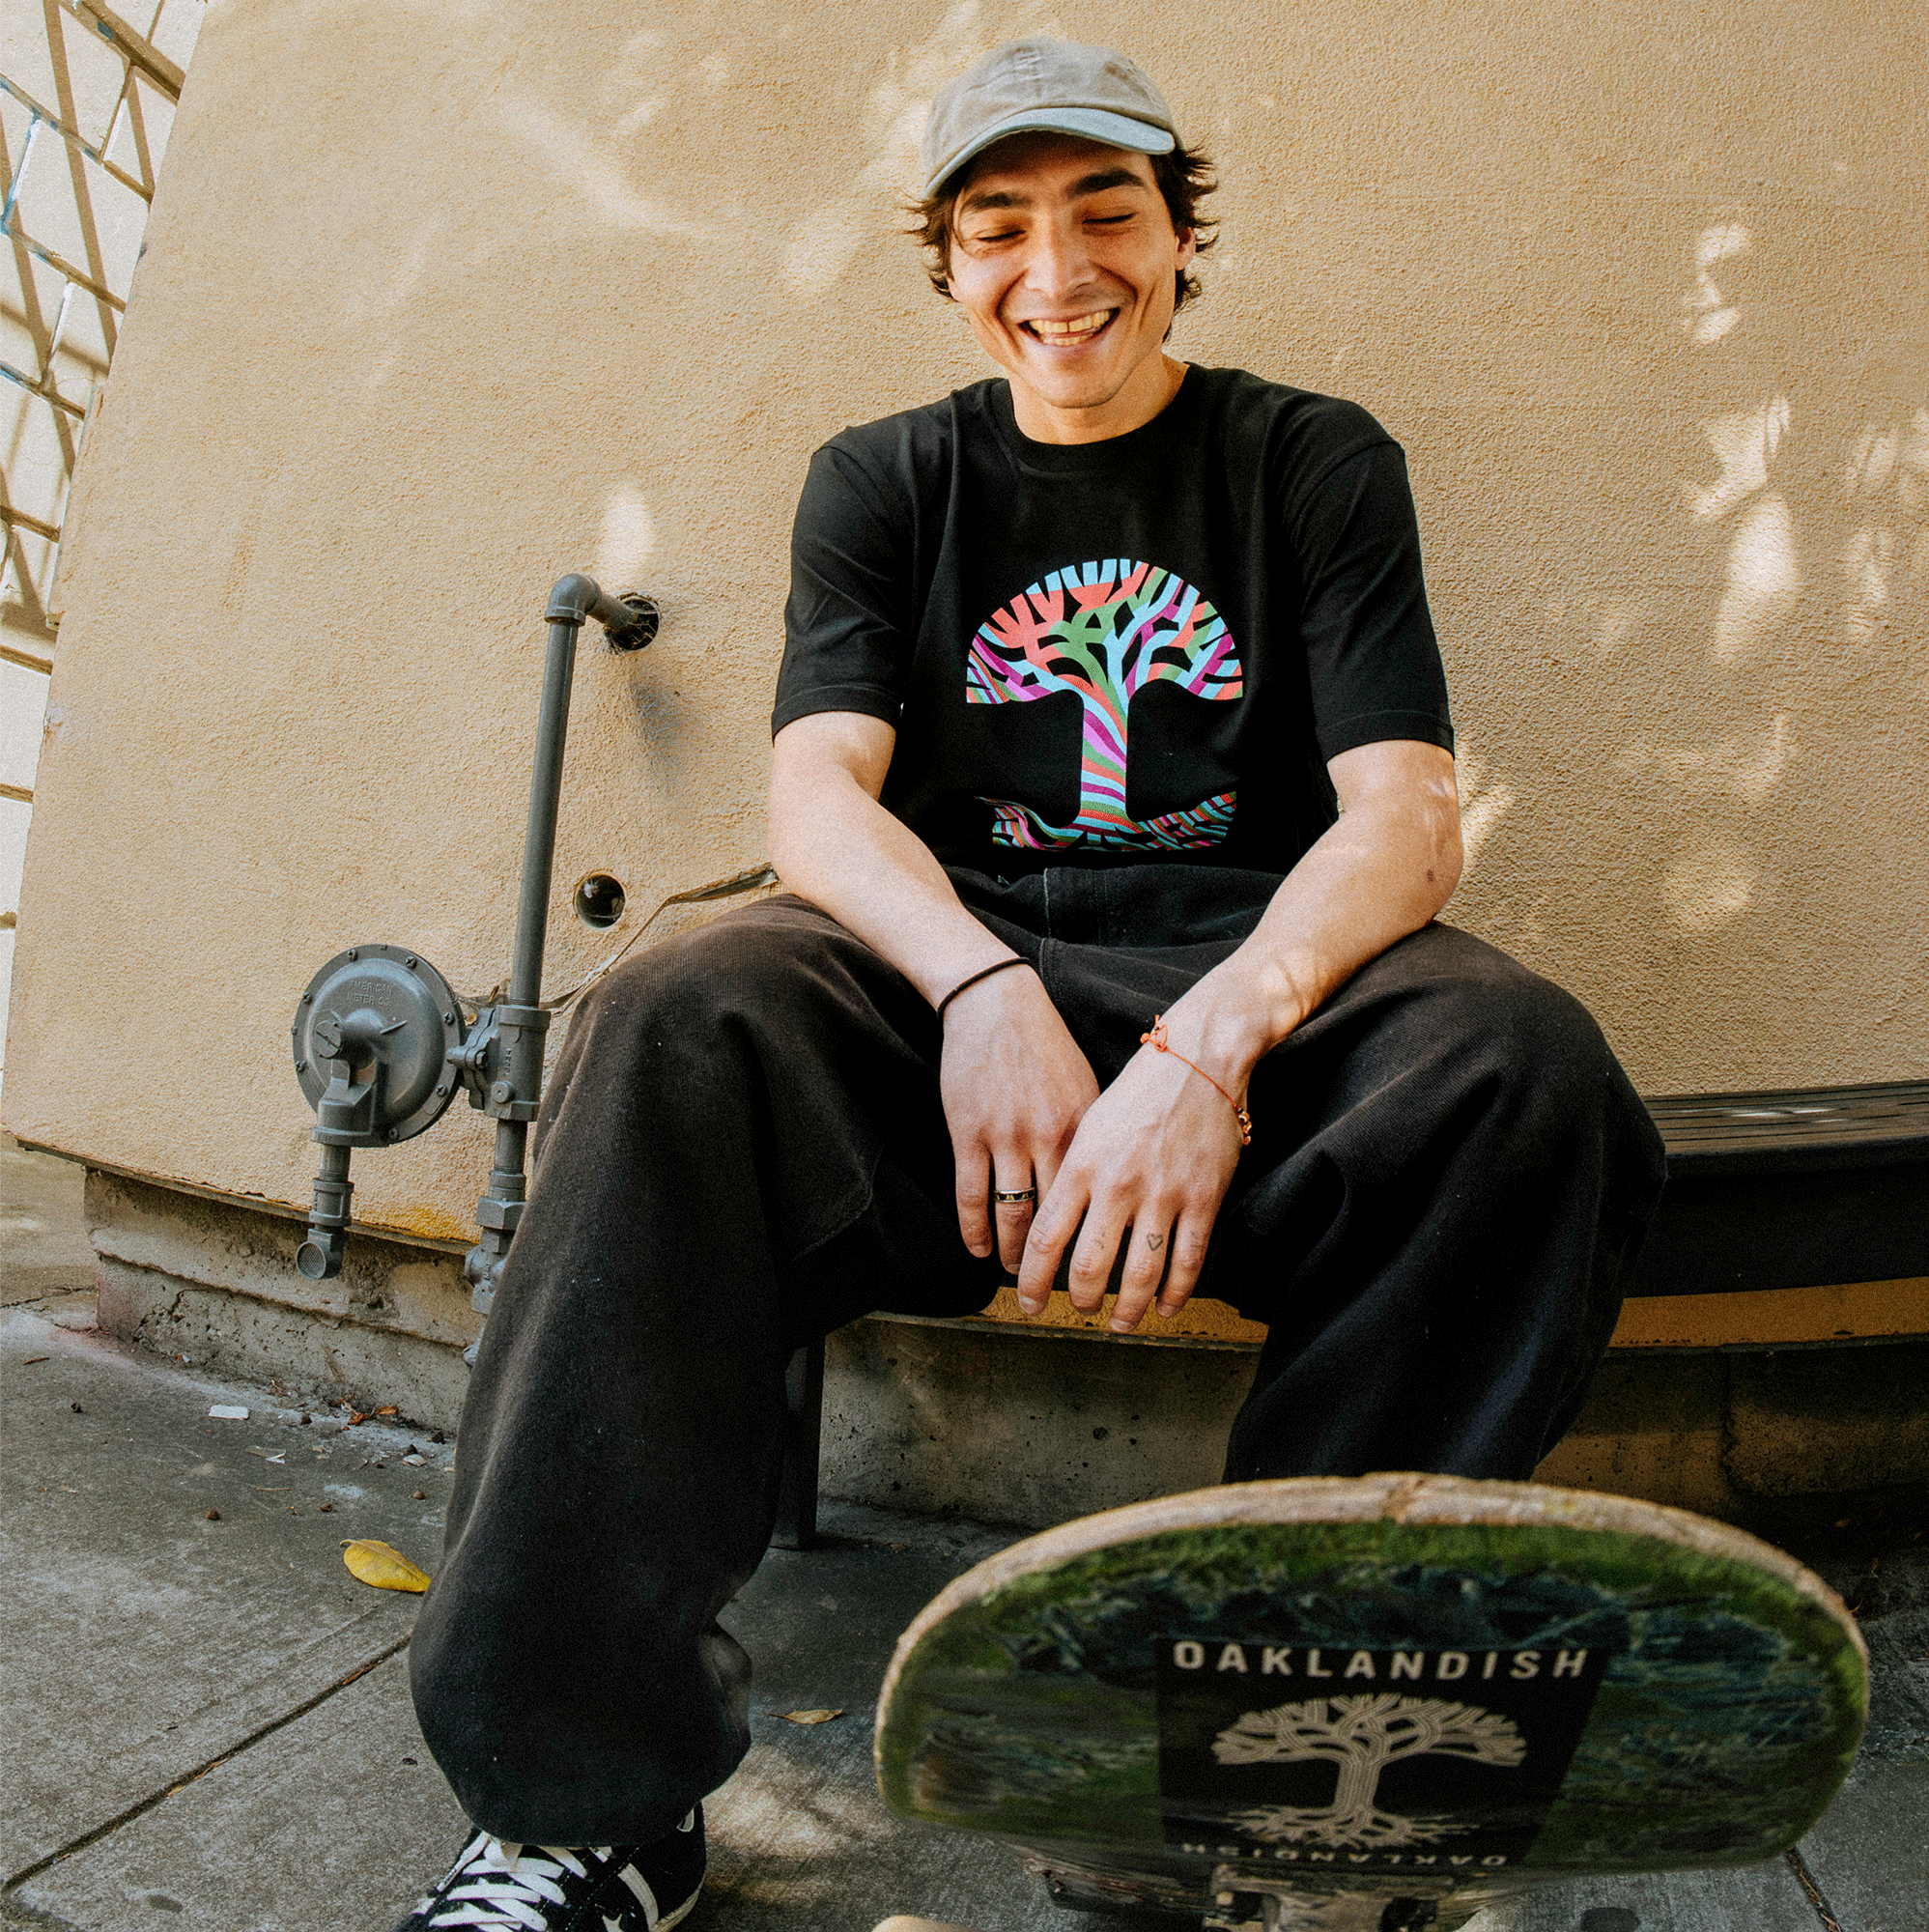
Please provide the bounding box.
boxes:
[341,1539,431,1592]
[778,1708,843,1725]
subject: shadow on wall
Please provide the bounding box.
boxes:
[1437,189,1927,1088]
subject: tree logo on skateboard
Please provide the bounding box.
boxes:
[878,1482,1867,1922]
[1215,1693,1525,1849]
[1157,1640,1614,1869]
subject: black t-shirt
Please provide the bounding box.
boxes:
[772,365,1452,876]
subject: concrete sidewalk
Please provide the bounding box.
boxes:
[2,1149,1924,1932]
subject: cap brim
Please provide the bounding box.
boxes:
[925,107,1176,195]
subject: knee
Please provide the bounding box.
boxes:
[1488,970,1611,1084]
[1426,958,1630,1137]
[584,897,868,1040]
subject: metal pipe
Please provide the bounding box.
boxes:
[296,1141,354,1281]
[464,574,616,1317]
[545,571,632,634]
[291,572,654,1316]
[487,1121,528,1208]
[506,612,582,1008]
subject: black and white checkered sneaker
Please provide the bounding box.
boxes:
[394,1805,704,1930]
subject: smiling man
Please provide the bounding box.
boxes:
[391,38,1666,1932]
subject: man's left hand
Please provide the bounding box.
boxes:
[1014,1030,1247,1331]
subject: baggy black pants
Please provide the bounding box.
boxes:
[409,863,1666,1845]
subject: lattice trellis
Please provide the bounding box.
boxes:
[2,0,203,1063]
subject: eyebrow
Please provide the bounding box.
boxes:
[958,166,1148,215]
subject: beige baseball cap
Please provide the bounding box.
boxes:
[920,37,1177,197]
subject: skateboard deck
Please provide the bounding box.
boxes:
[873,1476,1866,1931]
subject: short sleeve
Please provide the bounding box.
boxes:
[1291,441,1454,763]
[771,440,915,736]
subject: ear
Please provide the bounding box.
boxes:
[1174,226,1199,272]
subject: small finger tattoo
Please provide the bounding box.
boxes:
[1146,1231,1165,1251]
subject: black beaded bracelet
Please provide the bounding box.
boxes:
[935,955,1031,1020]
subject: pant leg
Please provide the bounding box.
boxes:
[955,868,1662,1478]
[951,870,1664,1484]
[1214,923,1667,1480]
[410,869,1662,1843]
[407,895,999,1846]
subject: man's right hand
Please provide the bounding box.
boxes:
[938,963,1100,1273]
[768,709,1100,1276]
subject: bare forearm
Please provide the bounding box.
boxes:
[767,718,1015,1006]
[769,711,1100,1271]
[1164,741,1462,1090]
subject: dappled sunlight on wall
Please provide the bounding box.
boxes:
[1634,202,1926,1069]
[1451,742,1515,879]
[1358,176,1926,1089]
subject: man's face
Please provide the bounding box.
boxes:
[944,133,1196,442]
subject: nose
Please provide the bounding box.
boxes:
[1021,212,1097,299]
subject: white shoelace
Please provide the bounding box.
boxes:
[418,1833,622,1929]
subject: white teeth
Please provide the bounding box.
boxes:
[1029,311,1114,340]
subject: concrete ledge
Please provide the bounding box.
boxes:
[821,1317,1254,1524]
[1,1132,97,1305]
[86,1171,479,1350]
[95,1260,476,1434]
[1534,1349,1734,1517]
[1727,1344,1929,1495]
[1537,1343,1929,1524]
[832,1316,1929,1529]
[87,1169,478,1431]
[76,1170,1929,1531]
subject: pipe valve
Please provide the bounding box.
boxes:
[288,576,651,1328]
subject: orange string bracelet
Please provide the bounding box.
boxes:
[1141,1015,1252,1146]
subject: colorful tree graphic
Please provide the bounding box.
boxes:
[1212,1694,1526,1851]
[967,560,1242,849]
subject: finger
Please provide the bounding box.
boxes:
[1016,1143,1072,1290]
[955,1146,993,1259]
[1154,1210,1215,1320]
[1016,1173,1085,1315]
[1063,1201,1130,1315]
[1108,1214,1177,1333]
[1031,1136,1067,1209]
[991,1164,1038,1273]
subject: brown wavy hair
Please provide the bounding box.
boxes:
[908,139,1218,314]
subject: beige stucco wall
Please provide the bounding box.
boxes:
[6,0,1926,1244]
